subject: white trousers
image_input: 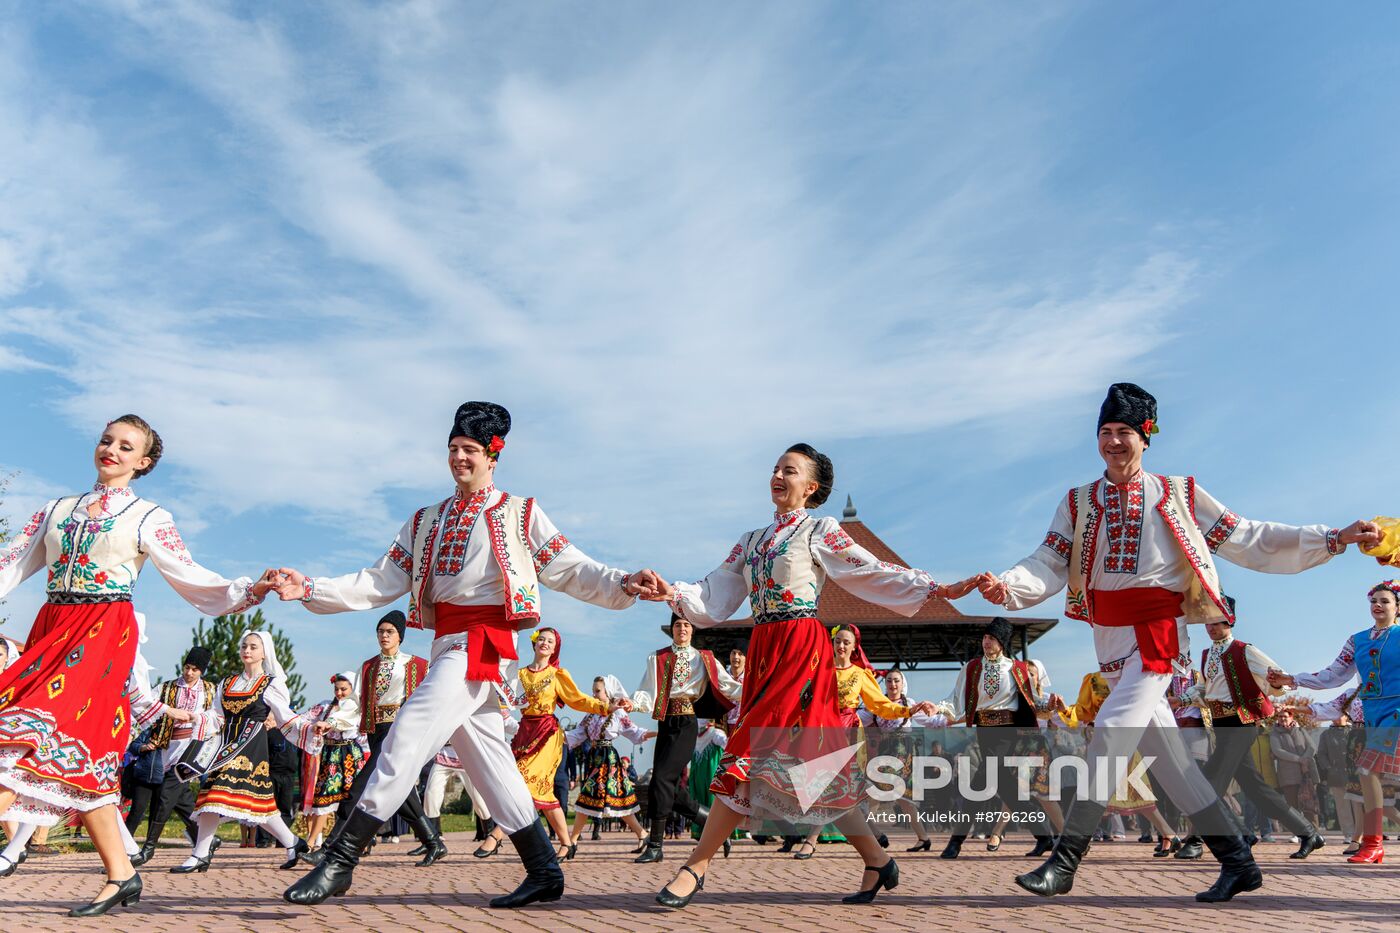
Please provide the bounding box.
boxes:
[1080,662,1216,815]
[358,641,534,834]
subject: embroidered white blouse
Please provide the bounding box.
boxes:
[299,486,635,621]
[566,709,650,748]
[370,651,413,707]
[670,509,937,626]
[0,484,264,614]
[158,678,220,773]
[998,473,1342,671]
[1183,634,1286,705]
[938,655,1046,720]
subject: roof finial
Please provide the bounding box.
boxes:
[842,495,857,521]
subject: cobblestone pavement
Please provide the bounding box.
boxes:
[2,833,1395,932]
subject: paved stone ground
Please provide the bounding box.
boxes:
[2,833,1396,932]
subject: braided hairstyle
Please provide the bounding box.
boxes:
[107,414,163,479]
[784,443,834,508]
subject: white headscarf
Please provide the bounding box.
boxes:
[0,636,22,671]
[245,629,287,683]
[600,674,628,701]
[330,670,361,718]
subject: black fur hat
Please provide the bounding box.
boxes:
[449,402,511,457]
[1097,383,1158,445]
[984,617,1015,654]
[183,646,213,672]
[378,610,407,641]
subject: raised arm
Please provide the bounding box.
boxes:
[811,518,940,616]
[1286,636,1359,691]
[555,667,609,716]
[668,536,753,627]
[1194,483,1356,573]
[0,502,55,599]
[141,508,269,615]
[289,515,416,613]
[529,503,638,610]
[986,495,1073,610]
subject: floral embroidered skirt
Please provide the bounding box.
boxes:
[194,726,279,824]
[574,740,638,818]
[308,740,365,815]
[512,713,564,811]
[711,616,854,823]
[0,601,139,825]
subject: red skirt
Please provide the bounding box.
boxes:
[711,617,856,822]
[0,601,138,824]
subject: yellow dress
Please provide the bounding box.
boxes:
[1059,672,1156,815]
[513,665,609,810]
[834,665,912,727]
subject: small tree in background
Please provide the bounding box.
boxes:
[186,609,307,707]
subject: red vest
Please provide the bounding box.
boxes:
[1201,639,1274,724]
[963,656,1039,727]
[358,653,428,732]
[651,646,736,721]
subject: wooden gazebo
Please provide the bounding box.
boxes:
[691,497,1058,671]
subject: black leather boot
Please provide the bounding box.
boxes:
[939,834,965,859]
[1175,833,1204,859]
[474,816,496,842]
[488,823,565,909]
[406,811,447,867]
[1281,809,1324,859]
[1015,799,1105,897]
[635,824,665,863]
[129,841,157,867]
[1025,835,1055,858]
[1194,801,1262,903]
[283,809,380,905]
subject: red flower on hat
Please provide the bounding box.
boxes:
[488,435,505,458]
[1141,419,1159,438]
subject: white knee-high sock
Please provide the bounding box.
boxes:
[117,815,139,856]
[190,812,221,859]
[2,823,37,862]
[262,814,298,849]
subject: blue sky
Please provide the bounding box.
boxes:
[2,3,1398,770]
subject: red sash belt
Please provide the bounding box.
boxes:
[1090,587,1184,675]
[434,603,517,683]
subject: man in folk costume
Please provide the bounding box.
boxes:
[304,610,441,867]
[1170,595,1325,860]
[131,646,219,866]
[934,617,1059,859]
[278,402,658,908]
[979,382,1379,903]
[631,614,743,863]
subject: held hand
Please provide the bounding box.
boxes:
[910,700,938,717]
[936,576,981,601]
[1168,696,1183,711]
[314,721,332,734]
[1266,667,1296,689]
[141,743,157,752]
[977,572,1009,606]
[1338,519,1383,548]
[644,731,658,741]
[1051,694,1067,713]
[251,567,283,599]
[274,567,307,601]
[264,714,277,729]
[609,696,634,713]
[641,576,675,603]
[166,707,194,723]
[625,569,660,599]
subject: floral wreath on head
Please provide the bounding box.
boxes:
[1369,580,1400,599]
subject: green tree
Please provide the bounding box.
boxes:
[186,608,307,707]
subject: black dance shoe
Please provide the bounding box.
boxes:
[129,841,157,867]
[906,839,932,853]
[474,835,503,859]
[1290,832,1325,860]
[656,865,704,909]
[793,841,816,860]
[280,838,310,870]
[67,874,142,917]
[722,838,732,859]
[1154,837,1182,858]
[488,823,565,909]
[841,857,899,904]
[939,835,964,859]
[170,855,212,874]
[634,842,664,864]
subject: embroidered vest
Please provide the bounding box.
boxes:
[148,678,215,749]
[651,646,736,721]
[42,493,158,597]
[1202,639,1274,723]
[963,656,1039,727]
[1065,475,1231,626]
[357,653,427,732]
[405,492,542,631]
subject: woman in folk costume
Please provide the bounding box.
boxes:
[285,672,368,852]
[175,630,308,874]
[1271,580,1400,864]
[978,382,1379,903]
[648,443,980,908]
[567,675,654,854]
[1055,673,1183,855]
[0,415,277,916]
[478,627,614,861]
[791,625,939,860]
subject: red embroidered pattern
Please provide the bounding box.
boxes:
[154,525,196,566]
[1203,510,1240,552]
[724,543,743,565]
[434,488,493,576]
[822,529,855,552]
[0,509,46,573]
[1102,481,1144,573]
[532,533,570,573]
[1041,531,1071,560]
[387,542,412,575]
[1326,528,1342,555]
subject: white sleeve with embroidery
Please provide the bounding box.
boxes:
[142,508,264,615]
[938,662,971,721]
[1293,636,1359,690]
[1308,690,1359,723]
[811,517,936,616]
[528,503,636,610]
[713,662,744,703]
[1243,643,1287,697]
[263,678,299,727]
[127,663,170,729]
[0,501,57,598]
[615,710,651,745]
[631,652,659,715]
[303,516,415,614]
[1000,496,1073,612]
[1194,484,1342,573]
[194,684,220,741]
[670,536,752,627]
[564,717,590,749]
